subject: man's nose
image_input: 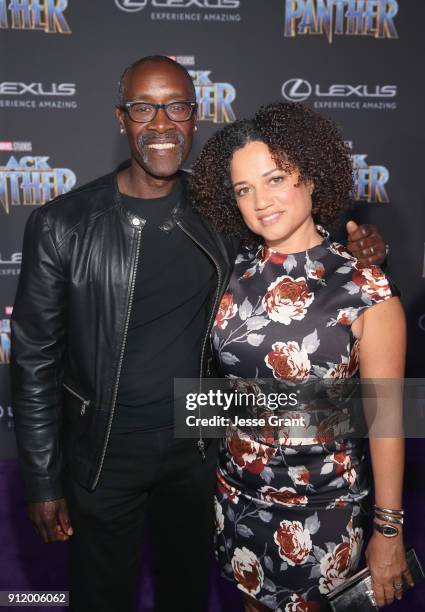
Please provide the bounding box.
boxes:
[148,107,175,133]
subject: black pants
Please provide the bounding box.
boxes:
[64,429,218,612]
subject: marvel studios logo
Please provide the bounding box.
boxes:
[167,55,195,66]
[0,141,32,152]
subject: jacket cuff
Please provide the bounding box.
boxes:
[19,470,64,503]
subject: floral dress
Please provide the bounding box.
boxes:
[211,226,397,611]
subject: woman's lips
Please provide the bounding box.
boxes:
[259,212,283,226]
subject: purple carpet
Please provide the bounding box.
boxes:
[1,446,424,611]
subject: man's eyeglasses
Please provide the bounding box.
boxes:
[121,101,197,123]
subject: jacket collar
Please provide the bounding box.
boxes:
[113,160,189,233]
[111,161,234,283]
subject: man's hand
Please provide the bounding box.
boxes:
[346,220,386,265]
[28,498,73,543]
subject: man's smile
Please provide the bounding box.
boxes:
[146,142,177,150]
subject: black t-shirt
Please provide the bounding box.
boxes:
[113,178,216,432]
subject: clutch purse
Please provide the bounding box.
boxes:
[327,546,424,611]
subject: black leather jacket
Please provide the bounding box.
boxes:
[11,168,238,503]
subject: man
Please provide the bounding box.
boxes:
[11,55,385,612]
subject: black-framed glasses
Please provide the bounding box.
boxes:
[121,100,197,123]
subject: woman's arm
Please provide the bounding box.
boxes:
[354,297,414,607]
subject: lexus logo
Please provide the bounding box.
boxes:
[281,78,312,102]
[115,0,148,11]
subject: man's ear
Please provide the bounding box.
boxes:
[115,105,126,134]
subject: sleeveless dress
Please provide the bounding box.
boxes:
[211,226,397,611]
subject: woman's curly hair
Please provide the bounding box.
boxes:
[189,102,353,244]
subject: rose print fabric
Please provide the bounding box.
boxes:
[211,227,397,610]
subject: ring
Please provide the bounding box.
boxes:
[370,246,375,255]
[393,581,403,590]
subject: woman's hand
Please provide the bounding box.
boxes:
[365,526,414,607]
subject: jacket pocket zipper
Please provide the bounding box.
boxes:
[63,383,91,415]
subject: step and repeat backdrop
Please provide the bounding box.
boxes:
[1,2,425,609]
[1,2,424,462]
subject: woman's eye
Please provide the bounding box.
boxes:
[270,175,284,184]
[235,187,249,197]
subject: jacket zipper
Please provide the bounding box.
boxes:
[92,222,144,488]
[177,220,223,461]
[63,383,90,416]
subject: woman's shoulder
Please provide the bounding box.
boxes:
[327,239,358,264]
[322,238,400,331]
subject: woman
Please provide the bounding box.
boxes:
[190,103,412,611]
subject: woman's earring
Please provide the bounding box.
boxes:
[194,125,198,132]
[120,128,125,134]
